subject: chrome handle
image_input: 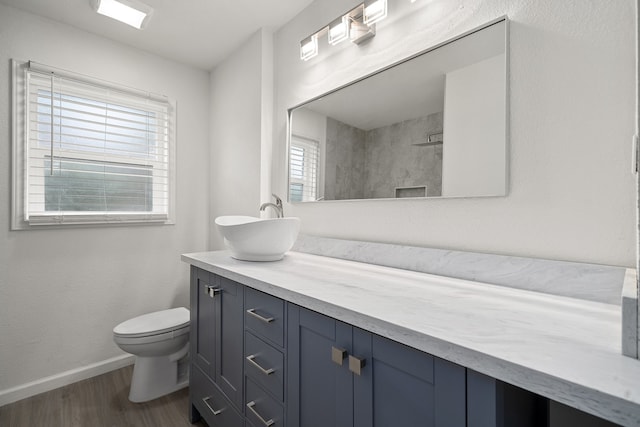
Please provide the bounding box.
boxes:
[331,346,347,366]
[246,308,274,323]
[247,401,275,427]
[205,285,221,298]
[202,396,224,415]
[246,354,275,376]
[348,355,366,376]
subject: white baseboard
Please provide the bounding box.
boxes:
[0,354,135,407]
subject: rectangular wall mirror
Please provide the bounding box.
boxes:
[287,18,508,202]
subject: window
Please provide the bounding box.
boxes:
[11,60,175,228]
[289,135,319,202]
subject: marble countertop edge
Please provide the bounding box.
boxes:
[622,269,639,358]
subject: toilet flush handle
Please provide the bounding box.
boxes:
[205,285,222,298]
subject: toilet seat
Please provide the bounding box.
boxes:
[113,325,189,346]
[113,307,190,339]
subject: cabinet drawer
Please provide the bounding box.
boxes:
[246,378,284,427]
[245,288,284,347]
[245,331,284,402]
[190,365,243,427]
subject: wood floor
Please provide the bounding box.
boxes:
[0,365,207,427]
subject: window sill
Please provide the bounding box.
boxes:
[12,214,174,231]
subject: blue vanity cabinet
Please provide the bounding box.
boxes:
[287,304,466,427]
[189,267,244,424]
[186,260,624,427]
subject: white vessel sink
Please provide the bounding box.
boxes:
[215,216,301,261]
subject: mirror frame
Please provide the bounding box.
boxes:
[286,16,510,203]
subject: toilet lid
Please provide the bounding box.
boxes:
[113,307,190,338]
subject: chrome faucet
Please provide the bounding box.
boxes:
[260,194,284,218]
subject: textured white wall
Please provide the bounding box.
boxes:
[209,29,273,249]
[0,4,210,396]
[274,0,635,267]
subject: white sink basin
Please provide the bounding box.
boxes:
[215,216,301,261]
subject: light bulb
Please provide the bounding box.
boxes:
[300,35,318,61]
[363,0,387,25]
[328,16,349,45]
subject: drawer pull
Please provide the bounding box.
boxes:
[205,285,222,298]
[348,355,366,376]
[202,396,224,415]
[331,346,347,366]
[246,354,275,375]
[246,308,275,323]
[247,401,275,427]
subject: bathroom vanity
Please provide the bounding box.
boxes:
[183,246,640,427]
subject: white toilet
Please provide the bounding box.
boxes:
[113,307,190,402]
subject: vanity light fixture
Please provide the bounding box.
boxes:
[299,1,387,61]
[363,0,388,25]
[92,0,153,29]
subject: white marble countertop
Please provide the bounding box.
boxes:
[182,250,640,426]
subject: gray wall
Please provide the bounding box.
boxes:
[325,117,366,200]
[324,113,443,200]
[364,112,443,198]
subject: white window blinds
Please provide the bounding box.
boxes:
[17,61,174,226]
[289,135,319,202]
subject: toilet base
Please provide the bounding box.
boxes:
[128,347,189,402]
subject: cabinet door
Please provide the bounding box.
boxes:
[215,275,244,410]
[352,329,466,427]
[190,266,216,378]
[287,305,353,427]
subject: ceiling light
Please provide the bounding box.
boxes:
[328,16,350,45]
[363,0,387,25]
[300,35,318,61]
[92,0,153,29]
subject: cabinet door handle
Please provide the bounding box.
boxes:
[205,285,222,298]
[348,355,366,376]
[246,401,275,426]
[202,396,224,415]
[331,346,348,366]
[246,308,275,323]
[246,354,275,375]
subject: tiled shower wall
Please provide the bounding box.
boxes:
[325,117,366,200]
[365,112,443,198]
[325,112,443,199]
